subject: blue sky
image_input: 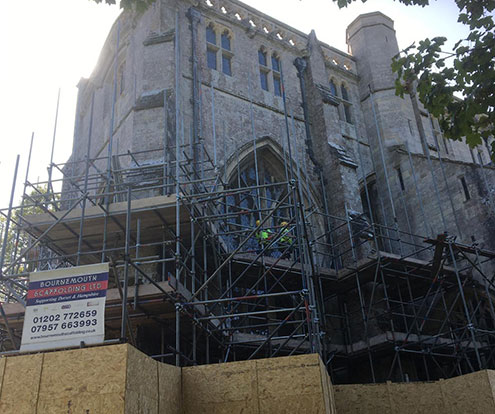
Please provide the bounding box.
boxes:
[0,0,469,208]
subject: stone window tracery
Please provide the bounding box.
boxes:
[259,48,269,91]
[272,54,281,97]
[206,25,233,76]
[206,24,218,70]
[221,31,231,50]
[206,24,216,45]
[258,48,282,96]
[225,149,292,252]
[329,79,337,96]
[221,30,233,76]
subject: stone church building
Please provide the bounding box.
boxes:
[52,0,495,383]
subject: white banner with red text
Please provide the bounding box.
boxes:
[20,263,109,352]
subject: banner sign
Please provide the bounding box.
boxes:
[20,263,109,352]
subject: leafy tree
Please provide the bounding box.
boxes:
[324,0,494,159]
[386,0,495,160]
[0,185,59,275]
[92,0,154,13]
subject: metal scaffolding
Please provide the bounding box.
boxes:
[0,12,494,385]
[1,109,494,383]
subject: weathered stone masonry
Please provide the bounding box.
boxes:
[62,0,495,383]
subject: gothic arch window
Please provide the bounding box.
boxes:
[206,24,217,70]
[329,79,337,96]
[220,30,233,76]
[206,23,216,44]
[258,47,269,91]
[206,25,233,75]
[271,53,282,96]
[222,144,296,253]
[329,79,343,121]
[221,30,231,50]
[340,83,349,100]
[228,148,290,224]
[222,140,326,265]
[341,83,353,124]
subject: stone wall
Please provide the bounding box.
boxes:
[65,0,495,258]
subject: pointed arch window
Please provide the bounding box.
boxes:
[259,48,269,91]
[220,142,326,267]
[206,24,218,70]
[329,79,337,96]
[272,54,282,97]
[220,30,232,76]
[225,147,294,253]
[221,31,231,50]
[206,24,216,45]
[340,84,349,100]
[228,151,290,219]
[206,25,233,75]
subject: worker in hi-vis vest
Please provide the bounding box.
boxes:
[255,219,272,253]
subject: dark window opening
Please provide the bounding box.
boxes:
[460,177,470,201]
[329,80,337,96]
[206,25,216,44]
[222,54,232,76]
[221,31,231,51]
[273,75,281,96]
[271,55,280,72]
[207,48,217,70]
[260,70,269,91]
[341,84,352,124]
[396,167,405,191]
[341,84,349,101]
[344,104,352,124]
[258,49,267,66]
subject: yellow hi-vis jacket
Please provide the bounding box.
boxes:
[280,227,291,244]
[256,229,271,244]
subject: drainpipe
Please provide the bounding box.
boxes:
[187,7,201,182]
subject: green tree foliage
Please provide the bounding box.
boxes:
[388,0,495,159]
[91,0,155,13]
[0,185,59,274]
[337,0,494,159]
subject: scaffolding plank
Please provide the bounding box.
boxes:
[425,237,495,259]
[19,195,191,264]
[0,280,179,337]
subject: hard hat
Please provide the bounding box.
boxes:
[281,221,288,226]
[256,220,261,226]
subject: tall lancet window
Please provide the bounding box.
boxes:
[341,84,353,124]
